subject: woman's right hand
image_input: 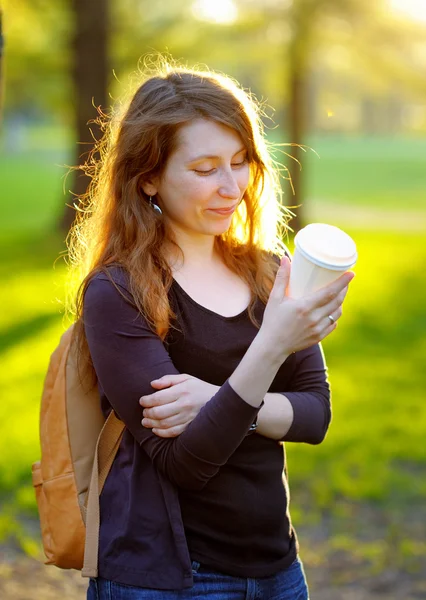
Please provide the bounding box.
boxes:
[260,256,355,358]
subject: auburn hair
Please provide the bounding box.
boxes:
[66,57,292,383]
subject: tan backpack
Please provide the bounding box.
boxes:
[31,324,125,577]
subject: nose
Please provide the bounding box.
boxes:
[218,169,241,200]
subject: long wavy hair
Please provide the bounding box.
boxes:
[66,57,292,384]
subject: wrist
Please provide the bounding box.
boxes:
[205,384,220,405]
[246,414,259,436]
[255,330,290,368]
[228,330,288,409]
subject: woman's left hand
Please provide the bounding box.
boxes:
[139,374,219,437]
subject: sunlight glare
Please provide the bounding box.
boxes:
[389,0,426,23]
[192,0,238,25]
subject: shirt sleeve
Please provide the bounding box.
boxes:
[83,275,263,491]
[278,343,331,445]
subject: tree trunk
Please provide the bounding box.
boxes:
[361,96,377,135]
[61,0,109,232]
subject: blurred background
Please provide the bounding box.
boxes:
[0,0,425,598]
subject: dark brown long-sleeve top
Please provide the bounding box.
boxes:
[83,265,331,590]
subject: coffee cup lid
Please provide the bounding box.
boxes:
[294,223,357,271]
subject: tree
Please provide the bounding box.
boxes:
[236,0,426,231]
[282,0,381,231]
[4,0,425,233]
[61,0,109,231]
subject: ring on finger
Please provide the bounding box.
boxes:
[328,314,336,325]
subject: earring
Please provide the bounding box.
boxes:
[149,196,162,215]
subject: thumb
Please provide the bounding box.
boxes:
[270,256,290,300]
[150,373,192,388]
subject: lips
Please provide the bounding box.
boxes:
[208,203,238,215]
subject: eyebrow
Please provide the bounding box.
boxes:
[186,147,247,164]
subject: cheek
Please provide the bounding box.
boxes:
[238,165,251,190]
[184,175,216,202]
[162,174,210,216]
[161,172,199,203]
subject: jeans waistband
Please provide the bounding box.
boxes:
[191,560,226,575]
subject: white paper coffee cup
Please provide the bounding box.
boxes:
[288,223,357,299]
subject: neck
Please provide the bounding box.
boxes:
[164,229,221,272]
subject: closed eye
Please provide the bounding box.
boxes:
[194,159,248,176]
[231,159,248,168]
[194,168,216,175]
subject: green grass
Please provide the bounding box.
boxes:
[0,152,69,234]
[286,230,426,522]
[275,134,426,211]
[0,232,69,514]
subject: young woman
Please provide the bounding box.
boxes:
[70,60,354,599]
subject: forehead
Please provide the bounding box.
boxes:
[175,119,244,158]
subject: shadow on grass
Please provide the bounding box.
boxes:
[0,313,60,355]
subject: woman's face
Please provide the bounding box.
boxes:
[146,118,250,240]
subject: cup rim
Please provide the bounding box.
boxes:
[294,224,357,271]
[294,240,358,270]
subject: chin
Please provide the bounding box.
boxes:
[207,224,232,236]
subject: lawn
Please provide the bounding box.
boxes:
[287,229,426,511]
[0,133,425,568]
[302,135,426,210]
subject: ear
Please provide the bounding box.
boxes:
[141,176,159,198]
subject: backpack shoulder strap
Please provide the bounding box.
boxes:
[81,410,125,578]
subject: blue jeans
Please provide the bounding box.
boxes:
[87,557,309,599]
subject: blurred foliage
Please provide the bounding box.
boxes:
[2,0,426,134]
[2,0,72,117]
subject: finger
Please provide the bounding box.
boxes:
[322,306,343,329]
[269,256,291,302]
[139,388,178,407]
[320,287,348,320]
[142,413,184,429]
[152,424,187,438]
[150,373,191,388]
[143,402,182,420]
[318,318,338,341]
[307,271,355,310]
